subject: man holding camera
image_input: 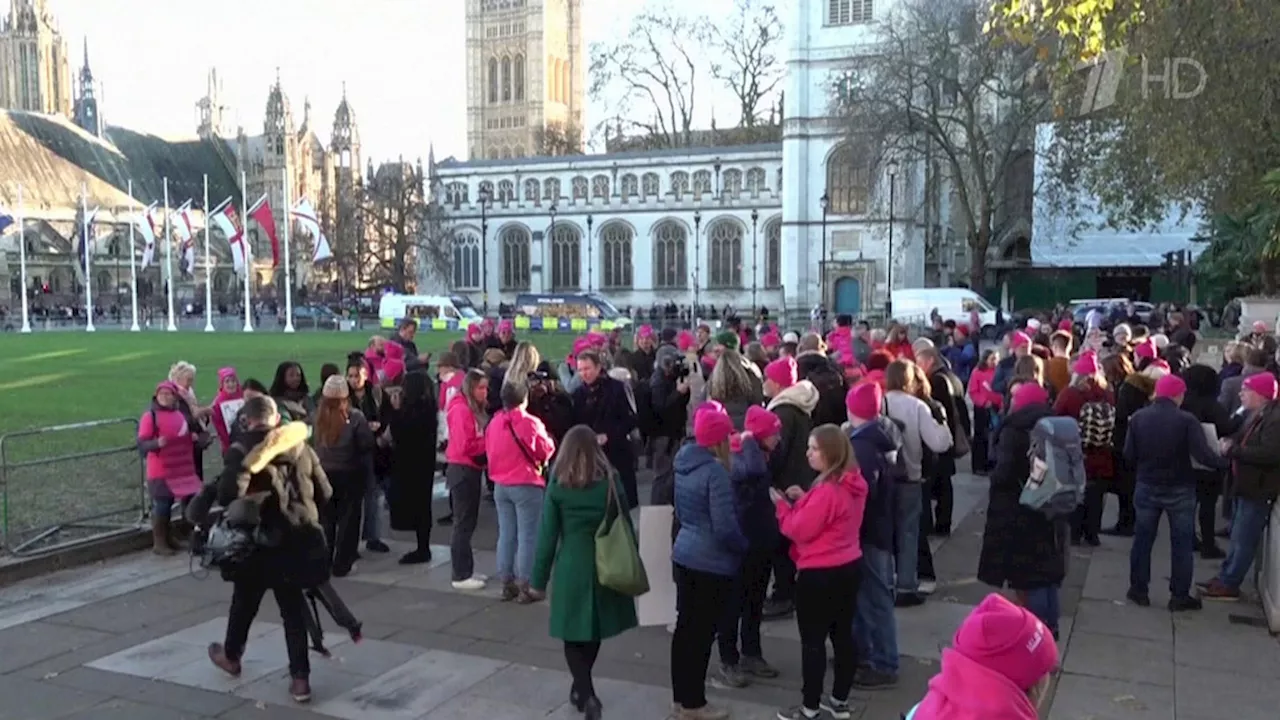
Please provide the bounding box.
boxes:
[649,344,695,505]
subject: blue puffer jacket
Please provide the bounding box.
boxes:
[729,436,776,552]
[848,417,902,552]
[672,443,749,576]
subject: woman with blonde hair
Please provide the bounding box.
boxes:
[313,375,375,576]
[705,349,765,429]
[530,425,638,720]
[169,360,214,480]
[444,368,491,589]
[504,342,542,387]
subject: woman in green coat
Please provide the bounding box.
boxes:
[531,425,639,720]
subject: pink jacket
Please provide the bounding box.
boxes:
[445,393,486,468]
[138,404,202,498]
[967,367,1003,409]
[210,367,242,452]
[484,408,556,487]
[775,469,868,570]
[908,648,1039,720]
[438,371,463,412]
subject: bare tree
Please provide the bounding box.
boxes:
[834,0,1050,291]
[589,8,705,149]
[357,161,430,293]
[709,0,784,128]
[533,121,584,157]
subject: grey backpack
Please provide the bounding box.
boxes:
[1020,416,1086,518]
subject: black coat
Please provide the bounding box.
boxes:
[928,365,971,478]
[1111,373,1154,494]
[978,403,1069,591]
[385,370,439,532]
[767,402,816,491]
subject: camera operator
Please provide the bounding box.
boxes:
[526,364,575,446]
[649,344,696,504]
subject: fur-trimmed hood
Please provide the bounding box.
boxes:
[235,422,332,529]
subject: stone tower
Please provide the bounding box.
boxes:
[71,38,99,136]
[330,84,361,268]
[259,71,294,266]
[465,0,584,160]
[196,68,227,139]
[0,0,72,116]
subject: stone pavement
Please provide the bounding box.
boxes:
[0,473,1276,719]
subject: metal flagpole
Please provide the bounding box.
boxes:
[127,181,140,331]
[82,183,95,332]
[17,184,30,333]
[203,174,214,332]
[282,172,295,333]
[163,178,176,331]
[241,172,253,332]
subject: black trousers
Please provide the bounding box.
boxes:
[930,470,954,532]
[323,472,365,575]
[1195,471,1222,543]
[918,480,936,581]
[796,561,862,710]
[1073,479,1107,540]
[971,407,992,472]
[671,563,735,710]
[225,581,310,678]
[564,640,601,699]
[717,549,771,665]
[447,464,483,581]
[770,538,797,603]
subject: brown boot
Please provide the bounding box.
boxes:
[517,584,545,604]
[207,643,241,676]
[152,516,176,556]
[289,676,312,703]
[167,518,190,551]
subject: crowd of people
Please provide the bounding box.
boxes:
[131,306,1280,719]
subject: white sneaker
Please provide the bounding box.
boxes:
[918,580,937,595]
[452,577,486,590]
[473,573,488,582]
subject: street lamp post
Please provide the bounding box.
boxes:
[478,184,492,314]
[750,208,759,313]
[548,201,557,291]
[820,193,829,311]
[692,210,702,317]
[886,159,898,318]
[586,214,594,293]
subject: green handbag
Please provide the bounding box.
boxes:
[595,475,650,597]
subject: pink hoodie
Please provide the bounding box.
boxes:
[967,367,1002,409]
[210,367,242,452]
[775,469,868,570]
[445,393,486,468]
[907,648,1039,720]
[484,408,556,487]
[138,382,202,498]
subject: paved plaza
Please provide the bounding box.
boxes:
[0,473,1277,719]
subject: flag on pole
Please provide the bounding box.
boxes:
[0,207,14,235]
[247,195,280,267]
[141,204,161,268]
[76,204,99,276]
[291,198,331,262]
[208,198,246,274]
[172,200,193,244]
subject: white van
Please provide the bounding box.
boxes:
[379,294,482,329]
[891,288,999,336]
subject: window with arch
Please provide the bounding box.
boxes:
[571,175,589,201]
[652,221,688,289]
[523,178,540,204]
[513,146,525,158]
[500,227,530,291]
[478,180,495,204]
[501,56,512,102]
[97,270,113,292]
[500,146,512,159]
[488,58,499,103]
[776,167,783,194]
[550,224,581,290]
[620,174,638,199]
[513,54,525,101]
[670,171,690,200]
[826,144,870,214]
[745,167,767,195]
[692,170,712,199]
[641,172,660,198]
[765,220,782,287]
[560,62,571,103]
[591,174,610,199]
[452,233,482,290]
[707,220,743,288]
[549,59,560,103]
[599,222,634,289]
[497,179,515,206]
[543,177,560,202]
[722,169,743,198]
[445,182,469,208]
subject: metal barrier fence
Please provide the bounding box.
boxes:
[0,418,147,557]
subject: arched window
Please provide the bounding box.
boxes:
[543,177,560,202]
[776,167,783,194]
[523,178,540,204]
[513,145,525,158]
[97,270,113,293]
[446,182,469,208]
[500,227,530,291]
[478,180,495,204]
[745,167,767,195]
[707,220,743,288]
[670,171,689,200]
[501,56,512,102]
[550,59,561,103]
[826,144,870,214]
[600,223,634,289]
[692,170,712,199]
[620,174,638,199]
[488,148,500,160]
[561,61,571,104]
[722,169,743,198]
[513,54,525,101]
[571,175,589,201]
[591,174,610,199]
[500,146,512,159]
[641,172,660,198]
[452,233,482,290]
[488,58,499,103]
[497,179,515,206]
[652,221,687,289]
[765,220,782,288]
[551,224,581,291]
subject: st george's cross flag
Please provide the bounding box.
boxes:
[208,198,247,274]
[247,195,280,267]
[139,204,160,268]
[291,198,331,263]
[173,202,199,276]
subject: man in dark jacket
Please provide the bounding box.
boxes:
[916,347,972,536]
[794,333,847,427]
[648,345,691,504]
[390,318,420,360]
[572,350,639,508]
[1201,373,1280,600]
[1124,374,1228,611]
[1167,311,1198,353]
[992,330,1032,395]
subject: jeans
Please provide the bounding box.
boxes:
[796,561,862,710]
[894,482,923,593]
[671,563,735,710]
[1022,585,1061,634]
[447,464,483,581]
[716,549,771,666]
[322,473,365,575]
[362,475,386,543]
[494,483,544,583]
[852,546,898,675]
[1129,482,1197,598]
[1218,497,1273,589]
[564,640,601,700]
[147,479,178,520]
[225,581,310,678]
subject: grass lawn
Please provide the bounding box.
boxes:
[0,331,575,553]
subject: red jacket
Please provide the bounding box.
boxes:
[775,469,868,570]
[884,340,915,361]
[967,367,1003,409]
[445,394,486,468]
[1053,381,1115,479]
[484,408,556,487]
